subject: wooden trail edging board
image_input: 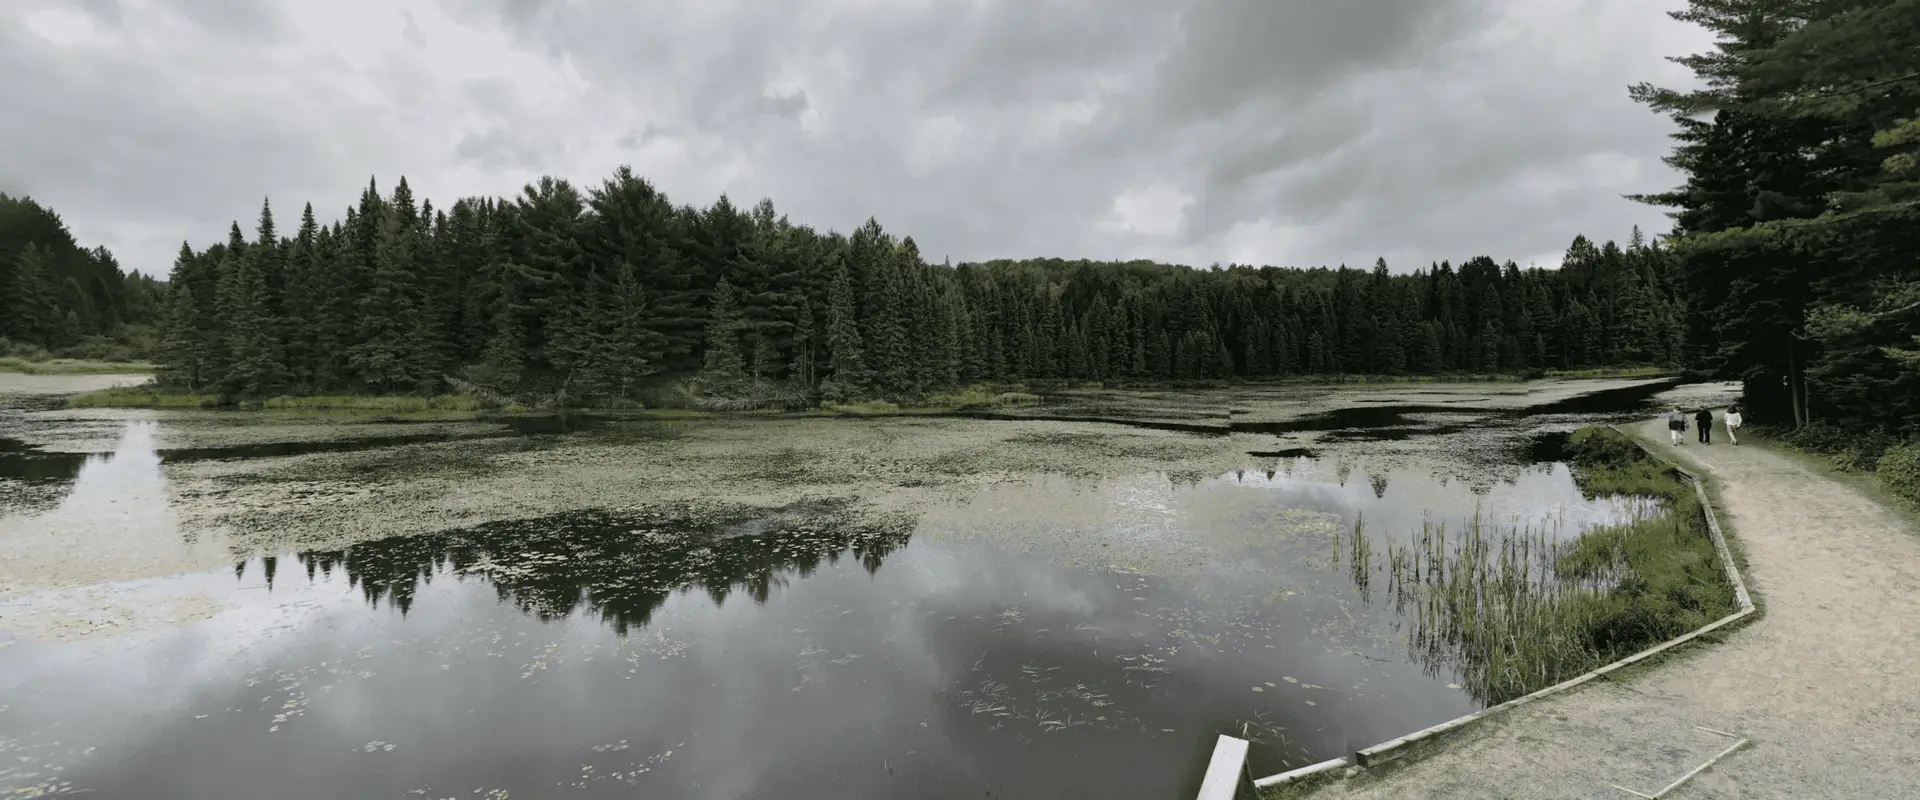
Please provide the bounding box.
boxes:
[1194,428,1755,796]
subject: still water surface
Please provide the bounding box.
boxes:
[1,415,1656,799]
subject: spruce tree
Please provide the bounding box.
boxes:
[822,262,868,401]
[698,278,749,392]
[223,201,290,397]
[789,298,817,388]
[348,188,424,393]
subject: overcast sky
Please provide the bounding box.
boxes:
[4,0,1714,278]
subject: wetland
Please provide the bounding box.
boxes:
[0,375,1740,799]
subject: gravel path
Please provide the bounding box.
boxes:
[1299,416,1920,799]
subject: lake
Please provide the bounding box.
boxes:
[0,378,1739,799]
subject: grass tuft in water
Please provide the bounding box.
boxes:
[1367,425,1735,706]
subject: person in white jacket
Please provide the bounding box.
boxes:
[1724,405,1743,445]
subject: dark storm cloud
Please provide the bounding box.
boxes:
[5,0,1712,276]
[1147,0,1489,119]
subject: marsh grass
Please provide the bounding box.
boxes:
[1541,366,1674,380]
[67,385,220,408]
[0,356,155,375]
[921,384,1043,410]
[64,387,489,413]
[1358,426,1735,706]
[820,400,903,416]
[258,394,486,412]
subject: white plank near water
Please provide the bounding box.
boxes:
[1195,735,1251,800]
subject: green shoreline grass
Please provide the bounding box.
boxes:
[0,356,155,375]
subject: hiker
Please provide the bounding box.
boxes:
[1695,408,1714,444]
[1666,407,1687,445]
[1725,404,1743,445]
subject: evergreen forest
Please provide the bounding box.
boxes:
[1626,0,1919,463]
[141,169,1687,409]
[0,0,1911,448]
[0,193,166,362]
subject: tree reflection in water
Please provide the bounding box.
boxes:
[253,501,913,635]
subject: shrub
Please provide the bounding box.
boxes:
[67,386,220,408]
[921,384,1040,410]
[1877,442,1920,505]
[822,400,900,416]
[1772,422,1901,472]
[1565,425,1648,470]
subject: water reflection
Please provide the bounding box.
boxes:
[0,436,92,483]
[4,527,1475,799]
[1203,457,1646,548]
[0,421,221,600]
[282,504,912,634]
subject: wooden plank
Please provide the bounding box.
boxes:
[1195,735,1251,800]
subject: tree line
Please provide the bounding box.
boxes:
[0,194,165,360]
[145,166,1688,407]
[1630,0,1919,439]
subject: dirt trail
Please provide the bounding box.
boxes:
[1300,416,1920,799]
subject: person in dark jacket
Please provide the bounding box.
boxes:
[1695,408,1714,444]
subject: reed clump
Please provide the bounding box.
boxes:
[1372,425,1736,705]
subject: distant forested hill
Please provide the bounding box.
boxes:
[1,193,165,361]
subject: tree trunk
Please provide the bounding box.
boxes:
[1787,334,1801,428]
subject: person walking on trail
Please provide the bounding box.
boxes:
[1725,405,1744,445]
[1666,408,1687,445]
[1695,408,1714,444]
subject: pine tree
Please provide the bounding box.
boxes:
[222,201,290,396]
[157,244,205,389]
[789,297,817,388]
[348,187,424,392]
[5,244,60,343]
[822,262,868,401]
[699,278,749,389]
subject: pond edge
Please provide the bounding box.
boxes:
[1208,424,1757,796]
